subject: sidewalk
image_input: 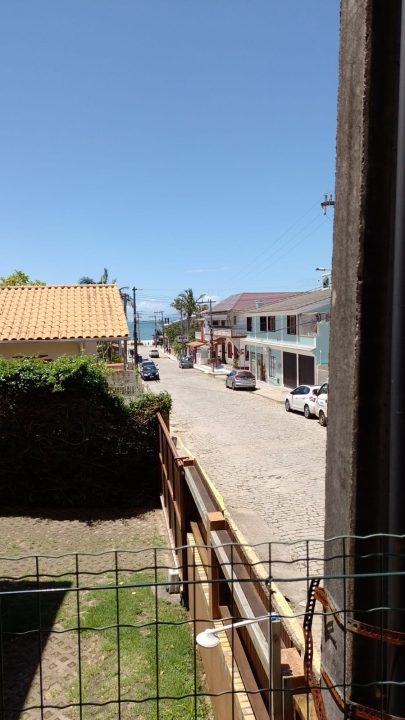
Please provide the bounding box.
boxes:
[164,351,287,404]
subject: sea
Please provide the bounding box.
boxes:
[127,320,157,343]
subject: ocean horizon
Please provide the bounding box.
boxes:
[127,320,158,342]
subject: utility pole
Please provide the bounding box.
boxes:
[160,311,165,349]
[209,299,214,373]
[132,287,139,363]
[119,287,130,369]
[180,308,184,337]
[154,313,157,345]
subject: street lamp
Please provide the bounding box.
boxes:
[196,612,279,649]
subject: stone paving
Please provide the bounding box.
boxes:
[148,352,327,613]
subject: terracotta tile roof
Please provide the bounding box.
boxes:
[0,284,129,342]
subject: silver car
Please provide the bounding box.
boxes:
[179,355,193,369]
[225,369,256,390]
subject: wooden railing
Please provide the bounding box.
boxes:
[158,413,311,720]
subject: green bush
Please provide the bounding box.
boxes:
[0,356,171,509]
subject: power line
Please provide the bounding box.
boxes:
[253,218,329,278]
[228,196,328,285]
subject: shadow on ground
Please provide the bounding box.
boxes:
[0,504,158,523]
[0,580,71,720]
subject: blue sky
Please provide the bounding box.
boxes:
[1,1,339,319]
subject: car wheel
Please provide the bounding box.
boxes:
[232,382,236,390]
[285,399,290,412]
[304,405,311,419]
[319,411,327,427]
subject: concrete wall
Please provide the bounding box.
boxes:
[315,321,329,366]
[0,340,89,359]
[323,1,402,716]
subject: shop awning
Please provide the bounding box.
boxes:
[186,340,206,348]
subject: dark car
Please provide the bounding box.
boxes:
[179,356,193,369]
[140,361,159,381]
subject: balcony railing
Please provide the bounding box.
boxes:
[195,326,247,340]
[245,330,317,348]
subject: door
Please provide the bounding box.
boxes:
[283,352,297,388]
[292,385,309,412]
[298,354,315,385]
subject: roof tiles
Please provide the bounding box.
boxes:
[210,292,304,313]
[0,284,129,342]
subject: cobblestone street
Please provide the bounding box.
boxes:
[148,352,327,608]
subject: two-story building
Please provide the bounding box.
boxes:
[196,292,302,365]
[243,288,331,387]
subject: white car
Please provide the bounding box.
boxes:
[314,382,328,426]
[285,384,320,418]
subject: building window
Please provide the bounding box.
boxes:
[268,316,276,332]
[213,320,219,326]
[287,315,297,335]
[247,317,252,332]
[221,320,225,326]
[269,354,276,377]
[233,316,237,325]
[245,347,249,360]
[260,316,267,331]
[227,342,233,358]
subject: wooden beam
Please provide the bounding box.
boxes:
[219,605,270,720]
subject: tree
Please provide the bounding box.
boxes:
[0,270,45,286]
[170,289,208,331]
[79,268,116,285]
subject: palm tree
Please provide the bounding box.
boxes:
[171,289,208,332]
[79,268,116,284]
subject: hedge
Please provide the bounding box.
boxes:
[0,356,172,508]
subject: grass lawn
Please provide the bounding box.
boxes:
[0,510,212,720]
[70,572,212,719]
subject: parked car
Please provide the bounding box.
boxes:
[225,369,256,391]
[314,382,328,426]
[149,348,159,358]
[140,361,160,381]
[284,384,320,418]
[179,356,193,369]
